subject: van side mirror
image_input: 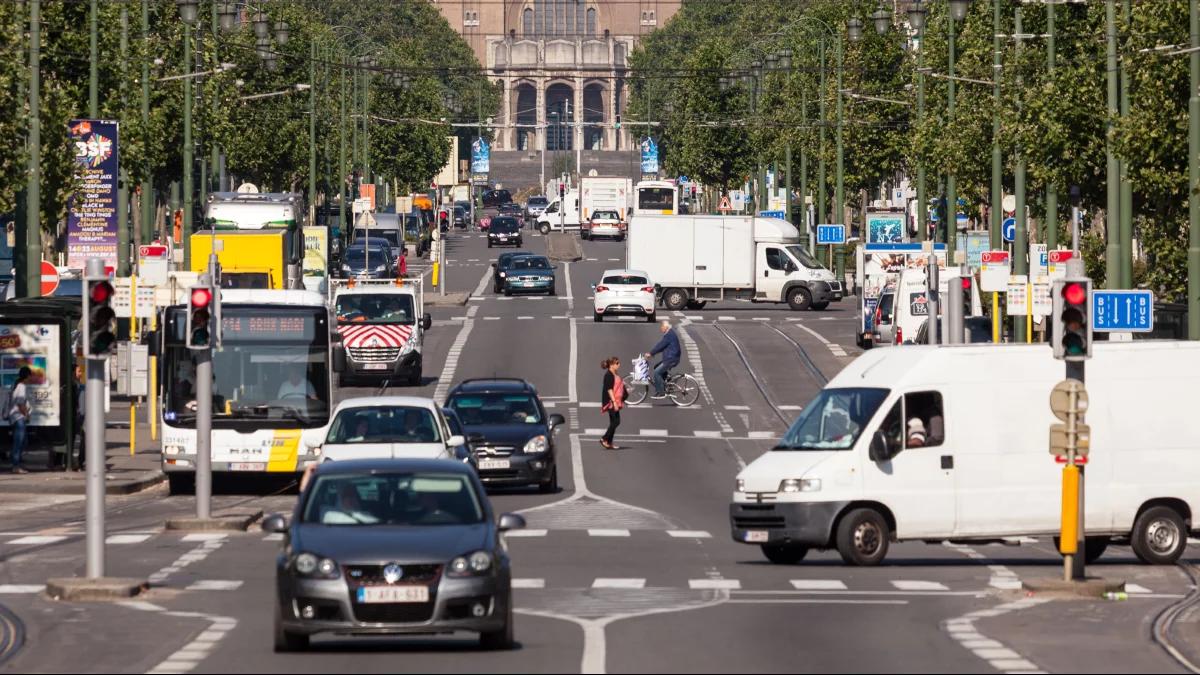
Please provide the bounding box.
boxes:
[422,313,432,331]
[332,345,347,373]
[869,431,896,463]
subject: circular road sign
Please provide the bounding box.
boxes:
[40,260,59,296]
[1002,217,1016,243]
[1050,378,1089,422]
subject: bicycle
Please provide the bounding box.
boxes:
[623,361,700,407]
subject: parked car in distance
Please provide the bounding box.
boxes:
[593,269,656,323]
[453,206,469,230]
[581,209,625,241]
[482,189,513,207]
[266,458,525,652]
[491,250,533,293]
[524,196,549,222]
[914,316,994,345]
[487,217,523,248]
[500,255,555,296]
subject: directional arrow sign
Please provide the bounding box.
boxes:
[1091,289,1154,332]
[816,224,846,245]
[1002,217,1016,243]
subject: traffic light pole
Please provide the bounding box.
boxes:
[1066,358,1086,581]
[195,272,213,521]
[83,258,108,578]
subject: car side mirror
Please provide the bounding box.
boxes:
[332,345,347,373]
[548,413,566,428]
[590,284,597,290]
[262,513,289,533]
[498,513,527,532]
[869,430,897,463]
[446,434,465,448]
[422,313,432,331]
[468,433,486,444]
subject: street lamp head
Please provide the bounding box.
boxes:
[751,60,762,76]
[218,1,238,32]
[871,5,893,35]
[847,17,864,43]
[176,0,199,25]
[274,21,290,46]
[718,75,729,92]
[252,10,270,39]
[256,36,272,61]
[778,48,792,71]
[765,53,779,71]
[949,0,972,22]
[907,0,927,34]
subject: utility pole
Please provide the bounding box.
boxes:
[89,0,98,118]
[25,0,42,298]
[118,4,130,276]
[140,0,153,246]
[1045,0,1058,251]
[309,39,317,213]
[339,56,348,234]
[1191,0,1200,339]
[818,42,827,226]
[1014,6,1028,341]
[835,37,845,238]
[990,0,1003,251]
[183,22,194,269]
[946,9,958,261]
[1118,0,1133,288]
[1104,0,1121,288]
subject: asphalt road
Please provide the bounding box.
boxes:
[0,222,1197,674]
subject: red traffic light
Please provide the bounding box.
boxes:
[89,281,113,303]
[191,287,212,308]
[1062,282,1087,305]
[960,277,971,290]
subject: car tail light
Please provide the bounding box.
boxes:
[595,285,609,292]
[619,222,628,230]
[641,286,654,293]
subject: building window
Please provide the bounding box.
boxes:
[464,10,479,27]
[586,7,596,35]
[575,0,584,35]
[641,9,657,26]
[556,0,566,35]
[525,0,599,37]
[523,8,533,35]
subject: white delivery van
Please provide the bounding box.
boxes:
[890,266,983,345]
[537,190,581,233]
[627,215,843,311]
[731,341,1200,566]
[331,279,432,387]
[855,243,946,349]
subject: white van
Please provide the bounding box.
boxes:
[890,267,982,345]
[731,342,1200,566]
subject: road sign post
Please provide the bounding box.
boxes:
[817,224,846,271]
[1050,378,1089,581]
[82,259,110,578]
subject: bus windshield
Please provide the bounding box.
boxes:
[638,187,675,212]
[162,306,331,429]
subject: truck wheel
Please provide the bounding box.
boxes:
[662,289,688,311]
[835,508,890,566]
[1131,505,1187,565]
[787,287,812,311]
[761,543,808,565]
[811,301,830,311]
[539,224,551,235]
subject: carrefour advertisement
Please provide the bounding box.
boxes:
[66,119,120,270]
[640,137,659,174]
[302,226,328,292]
[0,324,61,427]
[858,243,946,333]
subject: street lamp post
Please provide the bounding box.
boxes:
[945,0,971,263]
[991,0,1003,251]
[89,0,99,118]
[1105,0,1121,289]
[179,0,199,269]
[141,0,153,247]
[1045,0,1058,251]
[25,0,42,298]
[1014,4,1029,342]
[909,2,928,242]
[1191,0,1200,339]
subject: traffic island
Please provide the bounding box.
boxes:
[1021,577,1126,599]
[425,292,469,306]
[546,232,583,262]
[164,509,263,533]
[45,577,146,602]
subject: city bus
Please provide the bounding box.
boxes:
[634,180,679,216]
[158,289,333,492]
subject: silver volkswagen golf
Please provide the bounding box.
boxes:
[266,458,526,651]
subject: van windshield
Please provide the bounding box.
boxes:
[775,387,889,451]
[787,246,825,270]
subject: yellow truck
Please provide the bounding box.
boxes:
[190,230,289,289]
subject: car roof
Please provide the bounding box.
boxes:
[333,396,440,413]
[313,457,475,477]
[601,269,650,278]
[449,378,537,394]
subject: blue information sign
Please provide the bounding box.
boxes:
[758,210,785,219]
[1091,290,1154,332]
[816,224,846,245]
[1002,217,1016,243]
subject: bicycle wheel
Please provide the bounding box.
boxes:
[623,374,649,405]
[669,374,700,407]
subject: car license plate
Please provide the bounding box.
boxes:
[363,363,388,371]
[357,586,429,604]
[230,462,265,471]
[523,282,536,287]
[498,236,508,241]
[479,459,511,470]
[744,530,769,543]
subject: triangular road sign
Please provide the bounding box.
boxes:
[718,195,732,212]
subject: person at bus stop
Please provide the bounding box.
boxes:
[8,366,33,474]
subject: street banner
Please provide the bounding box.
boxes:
[640,137,659,175]
[857,242,946,333]
[302,225,328,292]
[866,211,905,244]
[66,119,120,270]
[0,324,61,427]
[471,137,490,177]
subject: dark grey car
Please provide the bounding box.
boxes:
[266,459,526,651]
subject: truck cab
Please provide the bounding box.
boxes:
[331,279,432,387]
[755,228,844,310]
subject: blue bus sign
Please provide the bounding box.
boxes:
[817,224,846,245]
[758,210,786,219]
[1091,290,1154,332]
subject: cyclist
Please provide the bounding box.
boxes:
[644,320,681,400]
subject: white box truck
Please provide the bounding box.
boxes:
[536,176,633,234]
[626,215,843,311]
[731,341,1200,567]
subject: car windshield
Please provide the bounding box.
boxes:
[326,406,441,444]
[593,211,620,220]
[491,218,520,232]
[335,293,415,325]
[602,273,649,285]
[774,388,889,450]
[511,257,550,270]
[878,293,895,322]
[448,393,542,425]
[787,246,825,270]
[528,197,548,206]
[302,472,483,526]
[356,231,400,247]
[344,248,388,264]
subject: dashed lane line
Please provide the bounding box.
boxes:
[433,301,481,403]
[592,579,646,589]
[677,318,733,433]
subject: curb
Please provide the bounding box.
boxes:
[425,292,470,307]
[0,471,165,496]
[164,509,264,532]
[1021,577,1125,598]
[44,577,146,602]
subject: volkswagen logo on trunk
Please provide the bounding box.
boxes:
[382,563,404,584]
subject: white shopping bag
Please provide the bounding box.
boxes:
[632,356,650,383]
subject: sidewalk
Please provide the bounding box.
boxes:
[0,405,163,495]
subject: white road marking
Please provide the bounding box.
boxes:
[568,317,579,403]
[592,578,646,589]
[667,530,712,538]
[564,261,575,312]
[450,316,467,321]
[588,529,631,537]
[693,430,723,438]
[7,535,67,545]
[150,536,228,584]
[262,533,284,542]
[583,427,609,435]
[677,319,733,434]
[639,429,669,436]
[748,431,777,439]
[132,602,237,675]
[512,578,545,589]
[753,317,770,321]
[503,529,549,538]
[519,315,534,320]
[790,580,849,590]
[778,405,804,411]
[607,258,621,261]
[1126,583,1153,594]
[579,402,601,408]
[180,533,227,543]
[106,534,152,545]
[891,580,949,591]
[527,297,544,301]
[724,405,750,411]
[484,316,501,321]
[689,579,741,590]
[0,584,45,593]
[434,301,480,402]
[186,580,244,591]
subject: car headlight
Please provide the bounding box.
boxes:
[736,478,745,492]
[779,478,821,493]
[292,552,340,578]
[341,264,351,271]
[164,444,185,456]
[523,435,548,454]
[448,550,493,577]
[499,271,507,278]
[399,338,417,355]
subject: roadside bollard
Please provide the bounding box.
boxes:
[129,402,137,456]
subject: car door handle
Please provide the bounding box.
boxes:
[940,455,954,470]
[763,269,769,278]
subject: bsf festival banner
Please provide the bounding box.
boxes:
[66,119,120,270]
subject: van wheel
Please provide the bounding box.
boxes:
[539,224,551,235]
[594,312,603,322]
[835,508,890,566]
[1131,506,1188,565]
[662,289,688,311]
[811,301,830,311]
[761,543,808,565]
[787,287,812,311]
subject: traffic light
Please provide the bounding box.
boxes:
[1052,278,1093,361]
[186,284,213,350]
[957,275,974,318]
[558,182,565,197]
[83,275,116,358]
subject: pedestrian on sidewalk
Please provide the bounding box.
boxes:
[600,356,625,450]
[8,366,33,474]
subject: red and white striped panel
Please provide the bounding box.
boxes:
[337,324,414,348]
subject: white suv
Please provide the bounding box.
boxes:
[593,269,656,322]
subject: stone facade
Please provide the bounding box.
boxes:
[432,0,681,152]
